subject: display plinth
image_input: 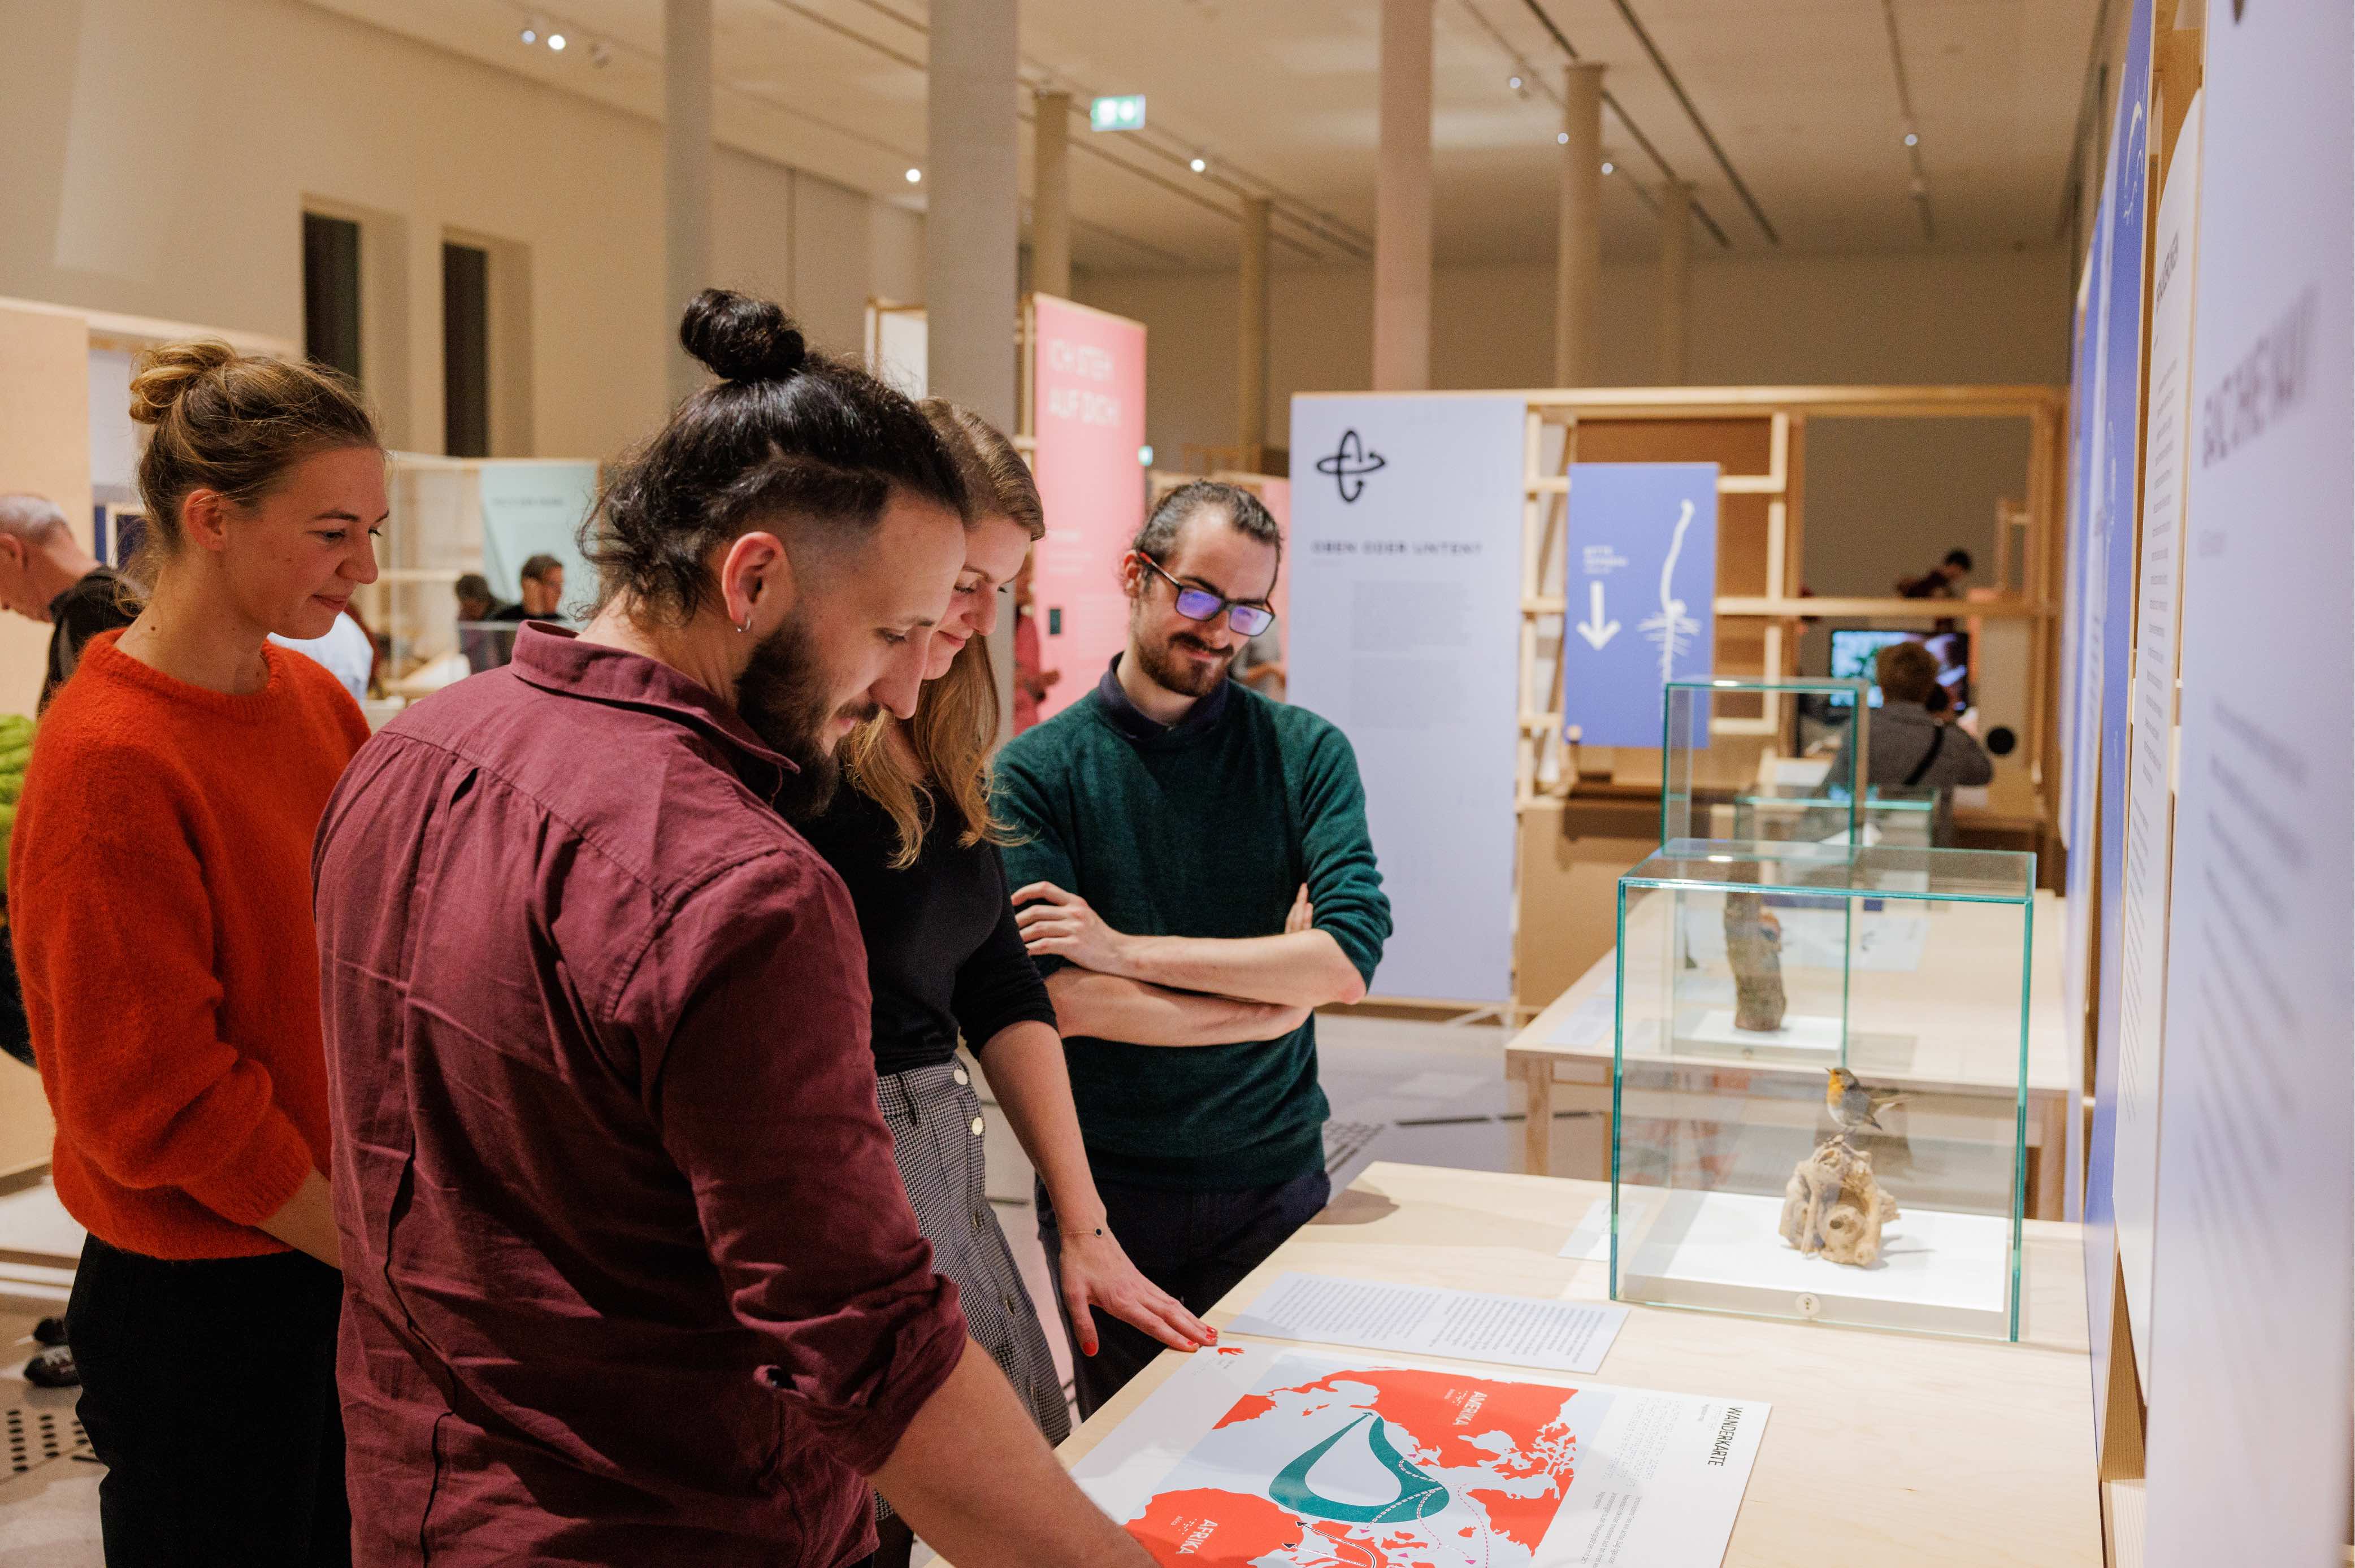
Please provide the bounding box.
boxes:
[1613,839,2035,1340]
[1660,675,1867,845]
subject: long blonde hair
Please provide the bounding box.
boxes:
[843,402,1045,869]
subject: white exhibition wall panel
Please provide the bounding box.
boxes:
[476,461,600,616]
[1287,394,1525,1005]
[2111,89,2202,1396]
[2144,8,2353,1565]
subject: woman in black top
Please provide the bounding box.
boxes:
[800,403,1211,1566]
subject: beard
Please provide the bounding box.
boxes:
[1134,625,1235,698]
[734,612,870,822]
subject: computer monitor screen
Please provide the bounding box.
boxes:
[1825,628,1974,711]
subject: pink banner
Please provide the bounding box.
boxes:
[1030,295,1147,721]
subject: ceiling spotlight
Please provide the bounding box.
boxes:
[1556,131,1569,145]
[547,31,566,50]
[1508,75,1523,90]
[1602,160,1615,175]
[589,38,610,67]
[1190,157,1207,173]
[519,22,537,44]
[1904,131,1919,147]
[905,167,922,184]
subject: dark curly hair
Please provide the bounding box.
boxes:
[582,289,969,621]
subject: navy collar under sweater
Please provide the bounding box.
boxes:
[1090,653,1231,743]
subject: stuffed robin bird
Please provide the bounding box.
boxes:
[1825,1067,1906,1137]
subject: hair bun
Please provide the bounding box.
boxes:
[679,289,808,384]
[127,339,238,427]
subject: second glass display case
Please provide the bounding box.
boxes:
[1660,676,1868,845]
[1610,839,2035,1340]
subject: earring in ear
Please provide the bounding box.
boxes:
[736,615,752,635]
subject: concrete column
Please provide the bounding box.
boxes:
[1238,196,1270,462]
[1656,180,1692,384]
[1554,63,1604,387]
[1032,90,1072,299]
[663,0,714,406]
[925,0,1021,736]
[1372,0,1432,392]
[925,0,1020,432]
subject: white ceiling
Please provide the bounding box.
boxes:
[306,0,2103,273]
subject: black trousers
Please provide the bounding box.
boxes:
[1038,1166,1330,1418]
[68,1235,351,1567]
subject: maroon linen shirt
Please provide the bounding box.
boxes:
[314,627,966,1566]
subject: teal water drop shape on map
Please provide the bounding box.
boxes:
[1268,1413,1450,1524]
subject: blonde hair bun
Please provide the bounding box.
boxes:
[128,339,239,427]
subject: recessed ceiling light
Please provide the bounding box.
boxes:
[1190,157,1207,173]
[519,23,537,44]
[1904,132,1919,146]
[547,31,566,50]
[1508,75,1523,90]
[1556,131,1569,145]
[905,167,922,184]
[1601,160,1615,175]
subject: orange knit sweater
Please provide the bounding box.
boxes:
[10,631,369,1259]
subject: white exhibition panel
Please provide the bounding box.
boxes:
[476,461,599,615]
[2110,90,2202,1395]
[2143,8,2353,1564]
[1287,394,1525,1005]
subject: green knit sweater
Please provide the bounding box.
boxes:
[996,669,1391,1190]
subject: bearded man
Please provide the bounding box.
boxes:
[312,292,1155,1568]
[995,480,1393,1417]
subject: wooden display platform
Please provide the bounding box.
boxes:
[1506,888,2072,1220]
[1043,1161,2099,1567]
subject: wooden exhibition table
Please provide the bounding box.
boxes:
[1047,1162,2101,1568]
[1507,888,2072,1220]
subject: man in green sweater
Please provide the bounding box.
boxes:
[998,480,1391,1414]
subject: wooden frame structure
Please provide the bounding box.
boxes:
[1496,385,2067,1024]
[1514,384,2066,814]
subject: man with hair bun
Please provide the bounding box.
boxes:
[997,479,1393,1415]
[314,292,1155,1568]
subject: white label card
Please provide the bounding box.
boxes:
[1228,1272,1628,1375]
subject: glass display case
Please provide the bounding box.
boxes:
[1728,783,1941,850]
[1660,677,1868,845]
[1611,839,2034,1340]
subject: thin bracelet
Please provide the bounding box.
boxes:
[1059,1225,1108,1239]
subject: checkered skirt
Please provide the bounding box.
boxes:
[873,1061,1070,1521]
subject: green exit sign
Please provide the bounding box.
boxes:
[1090,94,1147,132]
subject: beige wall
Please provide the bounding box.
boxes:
[1,0,917,464]
[1078,245,2071,598]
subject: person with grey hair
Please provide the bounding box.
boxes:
[995,479,1392,1415]
[0,493,130,711]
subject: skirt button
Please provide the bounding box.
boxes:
[970,1116,986,1137]
[953,1067,970,1087]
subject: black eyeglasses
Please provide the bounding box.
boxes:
[1137,554,1276,637]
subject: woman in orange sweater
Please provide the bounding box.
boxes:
[10,340,380,1566]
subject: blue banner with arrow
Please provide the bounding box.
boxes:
[1559,462,1720,748]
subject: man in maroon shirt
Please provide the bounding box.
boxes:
[314,294,1153,1567]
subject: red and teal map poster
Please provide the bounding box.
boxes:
[1072,1345,1765,1568]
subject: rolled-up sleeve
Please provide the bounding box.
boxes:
[624,849,967,1476]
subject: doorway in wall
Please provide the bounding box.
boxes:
[302,212,363,383]
[443,241,491,459]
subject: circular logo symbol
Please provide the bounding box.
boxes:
[1315,428,1389,503]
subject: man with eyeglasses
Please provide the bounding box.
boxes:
[997,480,1392,1415]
